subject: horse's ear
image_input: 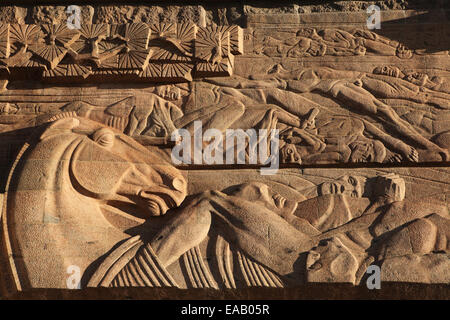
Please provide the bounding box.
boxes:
[40,117,80,140]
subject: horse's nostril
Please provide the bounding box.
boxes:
[172,177,186,192]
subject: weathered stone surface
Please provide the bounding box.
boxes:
[0,1,448,299]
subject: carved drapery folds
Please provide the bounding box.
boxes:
[0,22,243,82]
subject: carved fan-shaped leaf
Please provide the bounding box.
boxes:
[41,24,80,47]
[97,24,150,70]
[80,24,108,40]
[118,49,151,70]
[31,25,80,69]
[93,68,139,75]
[177,23,197,41]
[161,63,192,80]
[70,40,87,54]
[150,47,191,62]
[15,55,46,69]
[149,23,176,38]
[222,25,243,55]
[71,24,108,53]
[0,24,9,58]
[139,63,192,81]
[32,44,67,69]
[61,63,91,78]
[43,63,92,79]
[176,22,196,52]
[124,23,150,51]
[108,24,125,39]
[97,35,117,53]
[195,25,230,62]
[139,62,193,81]
[196,59,232,77]
[95,38,121,68]
[9,24,41,47]
[99,53,119,69]
[148,23,194,62]
[140,63,161,78]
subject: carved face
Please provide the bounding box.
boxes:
[230,182,298,217]
[51,118,187,217]
[319,175,365,198]
[306,238,359,284]
[349,138,385,163]
[297,27,320,40]
[155,85,181,101]
[372,174,406,202]
[373,65,401,78]
[404,72,428,85]
[280,142,302,164]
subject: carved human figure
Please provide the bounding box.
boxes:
[53,84,185,144]
[318,28,366,56]
[207,66,448,161]
[363,65,450,109]
[280,115,393,164]
[256,28,326,57]
[350,29,413,58]
[4,119,448,289]
[146,174,448,286]
[255,28,411,58]
[90,173,449,287]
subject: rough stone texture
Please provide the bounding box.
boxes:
[0,1,449,299]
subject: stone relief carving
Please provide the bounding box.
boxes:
[0,4,448,295]
[253,28,415,59]
[0,22,243,82]
[1,118,448,290]
[198,63,450,164]
[1,62,449,165]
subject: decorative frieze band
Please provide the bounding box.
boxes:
[0,22,243,82]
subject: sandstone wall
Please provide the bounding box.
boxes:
[0,1,448,299]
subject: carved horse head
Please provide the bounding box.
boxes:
[2,117,186,290]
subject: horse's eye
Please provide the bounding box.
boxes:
[92,128,115,148]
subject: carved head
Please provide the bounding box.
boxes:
[41,117,187,217]
[372,173,405,202]
[229,182,298,217]
[403,72,428,86]
[373,65,402,78]
[155,84,181,101]
[319,175,366,198]
[280,142,302,164]
[306,237,359,284]
[296,28,319,39]
[349,137,386,163]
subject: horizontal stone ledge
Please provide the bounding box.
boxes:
[2,283,449,299]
